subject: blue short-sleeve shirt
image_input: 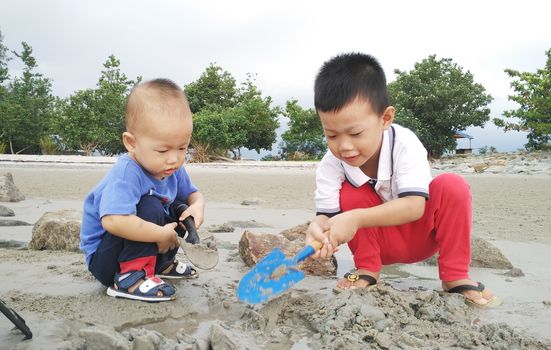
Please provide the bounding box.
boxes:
[80,154,198,267]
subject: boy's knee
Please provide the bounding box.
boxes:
[136,195,165,222]
[431,173,471,200]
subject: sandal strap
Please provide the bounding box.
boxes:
[448,282,485,294]
[115,270,146,290]
[344,272,377,285]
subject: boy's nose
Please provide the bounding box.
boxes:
[338,138,354,152]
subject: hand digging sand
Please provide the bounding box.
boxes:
[173,203,219,270]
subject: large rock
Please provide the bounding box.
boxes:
[0,204,15,216]
[239,223,337,277]
[0,172,25,202]
[424,237,513,269]
[29,209,82,251]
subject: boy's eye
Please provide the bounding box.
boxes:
[351,131,363,137]
[326,135,337,139]
[156,150,168,153]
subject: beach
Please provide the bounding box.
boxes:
[1,153,550,349]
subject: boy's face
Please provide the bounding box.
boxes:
[318,98,394,169]
[123,104,192,180]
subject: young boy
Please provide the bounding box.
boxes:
[80,78,205,302]
[306,53,497,307]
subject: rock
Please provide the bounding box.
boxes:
[0,204,15,216]
[0,219,32,226]
[29,209,82,251]
[472,163,489,173]
[470,237,513,269]
[208,223,235,233]
[209,322,242,350]
[423,237,513,269]
[79,325,132,350]
[239,224,337,276]
[0,172,25,202]
[240,198,263,206]
[228,220,270,228]
[543,300,551,307]
[504,267,525,277]
[279,222,310,241]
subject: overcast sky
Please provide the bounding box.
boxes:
[1,0,550,154]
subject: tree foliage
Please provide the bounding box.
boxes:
[185,63,238,113]
[56,55,140,155]
[389,55,493,157]
[279,100,326,159]
[0,42,55,154]
[494,48,551,150]
[186,65,279,160]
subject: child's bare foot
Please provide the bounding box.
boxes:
[334,269,379,292]
[442,279,495,306]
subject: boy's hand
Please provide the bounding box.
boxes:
[178,202,204,228]
[157,222,179,253]
[305,219,339,259]
[326,211,360,247]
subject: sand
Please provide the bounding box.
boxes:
[1,156,550,349]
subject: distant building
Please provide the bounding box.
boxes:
[453,131,473,154]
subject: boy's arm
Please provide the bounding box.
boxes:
[101,215,178,253]
[176,191,205,228]
[327,195,425,246]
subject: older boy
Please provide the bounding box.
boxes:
[80,79,204,302]
[306,53,497,306]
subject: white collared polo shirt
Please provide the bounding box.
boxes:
[315,124,432,216]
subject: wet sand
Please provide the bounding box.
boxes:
[1,160,550,349]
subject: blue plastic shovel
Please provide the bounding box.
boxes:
[237,240,322,304]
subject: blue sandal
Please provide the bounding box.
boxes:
[106,270,176,302]
[158,260,198,280]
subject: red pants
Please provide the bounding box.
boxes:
[341,173,472,282]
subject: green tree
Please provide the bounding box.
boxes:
[494,49,551,150]
[184,63,238,113]
[389,55,493,157]
[0,29,8,84]
[57,55,140,155]
[0,42,55,154]
[187,67,279,160]
[56,89,102,155]
[279,100,326,159]
[231,75,279,156]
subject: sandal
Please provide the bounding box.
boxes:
[106,270,176,302]
[446,282,502,308]
[333,272,378,294]
[158,260,198,280]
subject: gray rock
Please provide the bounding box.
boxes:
[0,204,15,216]
[208,223,235,233]
[79,325,131,350]
[209,322,243,350]
[504,267,525,277]
[0,219,31,226]
[423,237,513,269]
[29,209,82,251]
[240,198,263,206]
[0,173,25,202]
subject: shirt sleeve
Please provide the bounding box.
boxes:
[176,167,198,202]
[393,131,432,198]
[315,151,345,215]
[99,178,143,218]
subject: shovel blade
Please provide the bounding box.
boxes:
[237,248,305,304]
[179,238,219,270]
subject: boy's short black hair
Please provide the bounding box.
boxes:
[314,53,389,115]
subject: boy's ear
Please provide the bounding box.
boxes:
[382,106,395,130]
[122,131,136,153]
